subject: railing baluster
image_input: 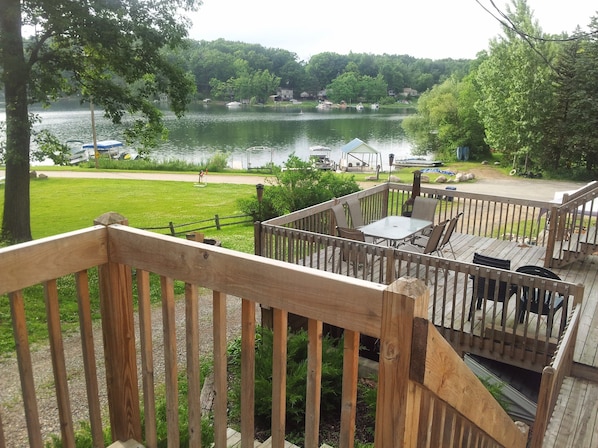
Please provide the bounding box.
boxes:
[9,290,43,448]
[241,299,256,448]
[44,279,76,448]
[305,319,323,448]
[185,282,202,447]
[160,276,180,447]
[213,290,228,447]
[137,269,157,447]
[339,329,359,448]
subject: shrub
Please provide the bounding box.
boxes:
[238,153,361,221]
[204,152,228,172]
[227,326,345,441]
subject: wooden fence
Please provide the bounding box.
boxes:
[140,213,252,236]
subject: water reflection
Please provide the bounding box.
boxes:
[6,101,416,168]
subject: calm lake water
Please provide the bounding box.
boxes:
[6,101,417,168]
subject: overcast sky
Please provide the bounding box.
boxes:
[187,0,597,61]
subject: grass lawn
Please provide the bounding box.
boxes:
[2,177,258,253]
[0,177,259,354]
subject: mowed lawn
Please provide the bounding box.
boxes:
[1,177,258,253]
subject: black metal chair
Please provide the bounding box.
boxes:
[515,265,565,336]
[468,253,513,323]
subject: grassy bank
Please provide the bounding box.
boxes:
[6,177,257,250]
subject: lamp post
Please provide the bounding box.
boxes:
[256,183,264,221]
[388,153,395,182]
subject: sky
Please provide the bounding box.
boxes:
[187,0,597,61]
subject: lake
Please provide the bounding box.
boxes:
[5,101,417,168]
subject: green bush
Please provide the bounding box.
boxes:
[227,327,345,443]
[204,152,228,172]
[238,153,361,221]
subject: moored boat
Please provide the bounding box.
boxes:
[69,140,137,165]
[394,158,443,168]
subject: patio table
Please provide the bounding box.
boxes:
[359,216,433,246]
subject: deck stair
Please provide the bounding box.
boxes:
[551,225,598,268]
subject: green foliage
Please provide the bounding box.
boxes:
[402,74,488,159]
[203,152,229,172]
[45,421,112,447]
[152,371,215,447]
[46,364,216,447]
[227,327,345,439]
[238,154,361,220]
[475,0,556,168]
[326,72,388,103]
[478,377,510,412]
[31,128,73,166]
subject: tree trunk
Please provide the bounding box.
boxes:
[0,0,32,243]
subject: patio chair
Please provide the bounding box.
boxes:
[397,219,448,255]
[345,198,365,228]
[436,212,463,258]
[468,253,514,324]
[336,226,369,276]
[411,196,438,222]
[331,203,349,229]
[515,265,565,336]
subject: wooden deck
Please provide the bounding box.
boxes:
[319,232,598,447]
[423,233,598,447]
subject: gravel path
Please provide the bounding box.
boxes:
[0,291,246,447]
[37,167,588,201]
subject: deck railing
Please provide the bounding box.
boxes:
[258,183,588,369]
[530,305,581,447]
[265,183,554,246]
[0,213,529,447]
[257,223,584,371]
[545,181,598,267]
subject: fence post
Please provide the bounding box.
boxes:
[544,205,559,268]
[94,212,142,443]
[374,277,429,447]
[168,221,176,236]
[215,214,221,230]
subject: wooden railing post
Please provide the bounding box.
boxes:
[544,205,559,268]
[374,277,429,447]
[94,212,142,443]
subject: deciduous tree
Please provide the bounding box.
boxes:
[0,0,199,243]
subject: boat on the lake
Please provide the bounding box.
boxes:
[69,140,137,165]
[309,145,336,171]
[394,158,443,168]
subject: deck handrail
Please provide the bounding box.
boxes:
[264,183,555,246]
[257,221,583,370]
[530,305,581,447]
[0,215,528,447]
[545,184,598,267]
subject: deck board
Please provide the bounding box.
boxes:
[543,378,598,447]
